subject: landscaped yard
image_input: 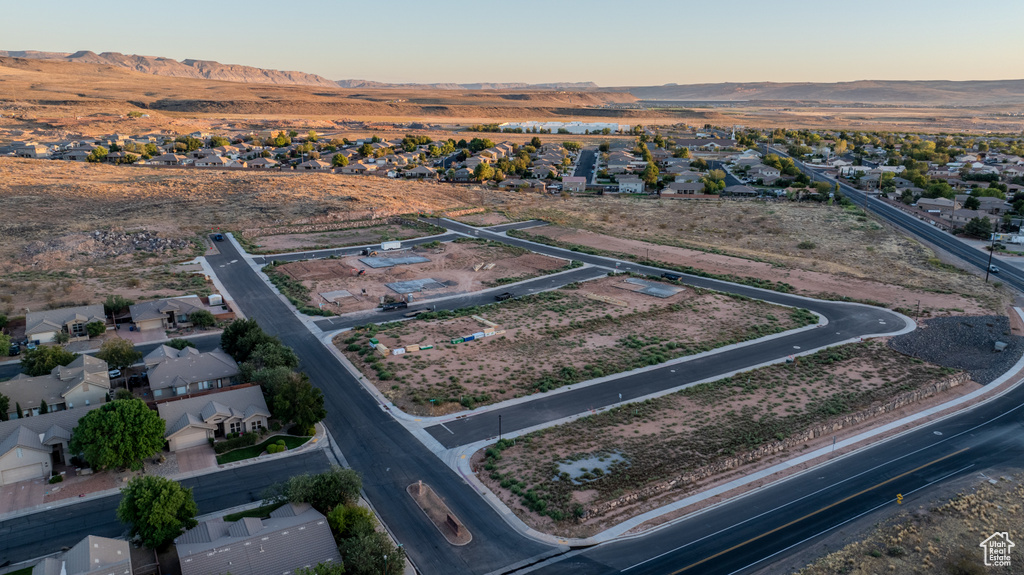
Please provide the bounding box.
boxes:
[215,434,311,465]
[474,341,966,537]
[223,501,287,522]
[336,275,817,416]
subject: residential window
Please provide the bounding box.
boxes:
[197,381,211,390]
[16,448,23,458]
[229,422,242,434]
[251,420,264,432]
[175,386,187,396]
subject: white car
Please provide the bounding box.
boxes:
[989,265,1000,273]
[108,369,122,379]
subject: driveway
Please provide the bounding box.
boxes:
[0,478,45,515]
[176,445,217,473]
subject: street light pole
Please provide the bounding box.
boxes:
[498,415,502,441]
[985,234,996,282]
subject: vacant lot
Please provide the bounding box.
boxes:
[453,211,518,227]
[500,196,1006,314]
[251,222,440,253]
[792,473,1024,575]
[336,276,816,415]
[474,342,963,537]
[0,158,478,315]
[275,238,568,314]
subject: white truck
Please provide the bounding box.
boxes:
[381,241,402,251]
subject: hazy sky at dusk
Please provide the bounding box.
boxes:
[4,0,1023,85]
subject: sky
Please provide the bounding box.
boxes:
[3,0,1023,86]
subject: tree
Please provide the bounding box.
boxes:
[188,310,215,329]
[964,217,992,239]
[328,504,377,540]
[86,321,106,337]
[307,130,318,142]
[641,162,660,186]
[530,136,542,148]
[274,466,362,513]
[21,346,78,376]
[296,563,346,575]
[96,338,142,372]
[86,146,109,163]
[104,295,134,317]
[964,196,981,210]
[221,319,275,362]
[166,338,196,351]
[210,136,230,148]
[339,532,405,575]
[274,373,326,431]
[39,400,48,415]
[249,366,296,410]
[0,393,8,421]
[563,141,582,153]
[473,162,495,182]
[0,314,7,330]
[116,475,198,549]
[70,398,166,471]
[0,333,9,359]
[331,153,349,167]
[54,331,70,345]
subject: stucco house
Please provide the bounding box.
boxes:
[156,385,269,451]
[176,502,339,575]
[129,296,207,331]
[145,346,240,399]
[32,535,132,575]
[1,355,111,418]
[25,304,106,344]
[617,175,645,194]
[0,405,101,485]
[562,176,587,192]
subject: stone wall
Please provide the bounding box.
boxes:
[584,372,968,519]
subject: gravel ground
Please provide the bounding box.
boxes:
[888,315,1024,384]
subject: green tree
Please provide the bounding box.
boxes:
[598,142,610,153]
[964,217,992,239]
[963,196,981,210]
[328,504,377,540]
[103,295,134,317]
[296,563,346,575]
[166,338,196,351]
[0,333,9,358]
[86,321,106,338]
[116,475,198,549]
[288,130,299,138]
[96,338,143,372]
[641,162,660,186]
[0,314,7,330]
[339,532,405,575]
[269,466,362,513]
[21,346,78,376]
[331,153,349,167]
[307,130,318,142]
[210,136,230,147]
[221,319,276,363]
[54,331,71,345]
[142,143,160,158]
[563,142,582,153]
[530,136,542,148]
[473,162,495,182]
[188,310,215,329]
[70,398,166,470]
[86,146,109,163]
[274,373,326,430]
[0,392,9,421]
[39,400,48,415]
[359,143,373,157]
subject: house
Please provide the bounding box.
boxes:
[25,304,106,344]
[129,296,207,331]
[1,355,111,418]
[194,155,227,168]
[916,197,957,214]
[338,161,377,175]
[664,182,705,195]
[722,185,759,196]
[247,157,279,169]
[562,176,587,192]
[751,164,781,178]
[145,346,240,399]
[156,385,268,450]
[954,195,1010,215]
[63,150,92,162]
[32,535,132,575]
[950,209,999,226]
[452,167,474,182]
[176,502,340,575]
[297,159,332,171]
[149,153,187,166]
[0,405,101,485]
[618,175,645,194]
[404,165,438,179]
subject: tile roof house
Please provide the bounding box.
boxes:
[25,304,106,344]
[176,502,340,575]
[0,355,111,418]
[145,346,240,399]
[32,535,132,575]
[129,296,207,332]
[156,385,269,451]
[0,404,101,485]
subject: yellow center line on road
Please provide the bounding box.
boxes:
[670,447,970,574]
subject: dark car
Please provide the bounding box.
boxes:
[495,292,514,301]
[661,272,683,281]
[380,301,409,311]
[213,233,224,242]
[8,343,20,356]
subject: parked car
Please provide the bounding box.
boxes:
[213,233,224,242]
[380,301,408,311]
[25,342,36,351]
[495,292,514,301]
[127,374,148,387]
[662,272,683,281]
[107,369,122,379]
[8,343,19,356]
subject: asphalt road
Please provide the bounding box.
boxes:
[767,147,1024,293]
[575,148,597,181]
[0,333,222,381]
[524,378,1024,575]
[0,450,332,567]
[206,237,557,575]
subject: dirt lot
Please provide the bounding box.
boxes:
[0,157,479,315]
[789,472,1024,575]
[473,341,966,537]
[501,197,1007,314]
[276,238,567,314]
[251,222,437,253]
[336,276,815,415]
[453,211,517,227]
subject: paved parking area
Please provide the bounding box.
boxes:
[0,478,44,514]
[176,445,217,473]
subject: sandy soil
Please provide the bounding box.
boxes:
[525,225,998,316]
[337,276,810,415]
[474,341,965,537]
[453,212,515,227]
[279,240,566,314]
[252,223,433,253]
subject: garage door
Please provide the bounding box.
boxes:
[172,430,209,451]
[1,463,43,485]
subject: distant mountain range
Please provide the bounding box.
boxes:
[3,50,1022,104]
